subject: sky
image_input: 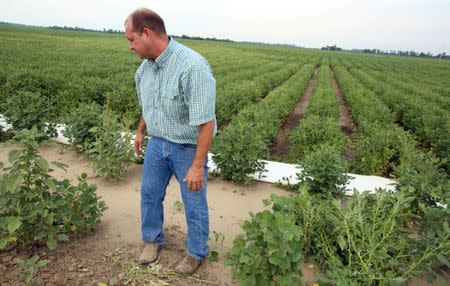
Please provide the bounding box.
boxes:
[1,0,449,54]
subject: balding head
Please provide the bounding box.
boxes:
[126,8,166,36]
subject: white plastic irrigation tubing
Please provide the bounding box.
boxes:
[0,114,396,194]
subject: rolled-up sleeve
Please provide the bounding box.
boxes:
[182,63,216,126]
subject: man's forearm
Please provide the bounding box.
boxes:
[193,120,215,168]
[137,117,146,135]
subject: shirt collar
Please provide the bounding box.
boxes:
[151,36,175,69]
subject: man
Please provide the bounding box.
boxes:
[124,8,216,275]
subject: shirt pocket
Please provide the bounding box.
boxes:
[163,87,188,120]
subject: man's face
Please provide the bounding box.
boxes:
[125,21,149,59]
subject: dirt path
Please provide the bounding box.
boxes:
[0,143,318,286]
[269,68,318,156]
[332,72,355,136]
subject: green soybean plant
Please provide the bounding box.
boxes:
[297,144,351,198]
[13,255,49,286]
[226,210,303,286]
[0,128,107,250]
[63,101,102,152]
[85,108,134,182]
[2,90,57,138]
[212,121,267,184]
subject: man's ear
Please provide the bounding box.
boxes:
[143,27,153,38]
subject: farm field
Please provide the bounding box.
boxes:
[0,26,449,285]
[1,26,449,177]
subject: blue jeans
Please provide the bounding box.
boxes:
[140,136,209,260]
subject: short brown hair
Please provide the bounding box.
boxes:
[127,8,166,36]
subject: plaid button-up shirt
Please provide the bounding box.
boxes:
[135,37,216,144]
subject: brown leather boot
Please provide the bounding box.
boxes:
[174,255,201,275]
[139,243,162,265]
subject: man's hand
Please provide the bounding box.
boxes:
[184,165,204,192]
[135,117,147,156]
[134,132,145,156]
[183,120,215,192]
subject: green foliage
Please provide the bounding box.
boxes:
[350,67,450,171]
[333,66,395,126]
[214,64,314,183]
[212,121,267,183]
[2,90,56,137]
[105,85,141,127]
[290,115,346,159]
[226,210,303,286]
[0,128,107,250]
[14,255,49,286]
[351,124,407,176]
[85,109,134,182]
[403,197,450,284]
[229,189,450,285]
[216,80,262,126]
[216,63,299,127]
[297,144,351,198]
[63,101,102,152]
[394,142,448,214]
[307,65,340,120]
[0,124,14,142]
[317,191,413,284]
[269,187,334,258]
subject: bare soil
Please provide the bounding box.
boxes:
[269,69,318,156]
[0,143,318,286]
[331,73,355,136]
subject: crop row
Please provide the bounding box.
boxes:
[217,62,301,126]
[360,63,450,110]
[348,67,450,170]
[333,65,447,210]
[212,64,315,182]
[289,65,346,161]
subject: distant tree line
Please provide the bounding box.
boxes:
[48,25,123,34]
[321,45,342,51]
[354,48,449,59]
[320,43,449,59]
[176,34,233,42]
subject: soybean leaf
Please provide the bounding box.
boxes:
[14,258,25,266]
[207,251,219,262]
[51,161,68,172]
[47,235,57,250]
[8,149,21,163]
[36,158,49,172]
[7,173,24,193]
[337,235,347,250]
[7,216,22,233]
[0,237,17,249]
[44,178,56,190]
[37,259,50,268]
